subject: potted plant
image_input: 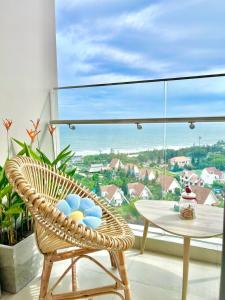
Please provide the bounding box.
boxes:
[0,120,76,293]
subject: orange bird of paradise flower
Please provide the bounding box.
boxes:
[3,119,13,131]
[26,129,40,143]
[30,118,40,131]
[48,124,56,135]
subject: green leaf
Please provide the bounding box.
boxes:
[0,168,7,189]
[52,145,71,165]
[10,193,23,205]
[66,168,76,177]
[12,138,25,148]
[24,143,31,157]
[5,205,23,216]
[0,185,12,199]
[28,147,41,161]
[53,151,72,166]
[59,164,66,173]
[17,148,26,156]
[58,155,73,170]
[1,219,11,228]
[0,203,4,211]
[36,149,51,165]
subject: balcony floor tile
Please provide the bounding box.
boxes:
[1,250,220,300]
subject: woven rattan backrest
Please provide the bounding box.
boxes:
[5,156,134,253]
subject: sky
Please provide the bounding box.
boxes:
[55,0,225,119]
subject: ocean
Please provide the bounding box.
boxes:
[59,122,225,155]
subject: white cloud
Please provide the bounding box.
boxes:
[75,72,143,84]
[56,0,225,85]
[57,24,172,79]
[87,44,171,73]
[93,0,205,42]
[110,4,161,30]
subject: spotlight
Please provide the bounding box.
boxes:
[68,124,76,130]
[136,123,143,130]
[189,122,195,129]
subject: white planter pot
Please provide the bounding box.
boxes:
[0,233,42,293]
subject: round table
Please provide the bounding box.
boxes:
[135,200,224,300]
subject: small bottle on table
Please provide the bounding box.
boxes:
[179,186,197,220]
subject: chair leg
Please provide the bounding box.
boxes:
[108,251,117,268]
[71,258,93,300]
[39,255,53,300]
[116,251,132,300]
[71,258,77,292]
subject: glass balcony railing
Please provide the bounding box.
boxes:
[51,74,225,227]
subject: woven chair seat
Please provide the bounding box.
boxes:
[6,156,134,254]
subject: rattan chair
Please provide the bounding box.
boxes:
[6,156,134,300]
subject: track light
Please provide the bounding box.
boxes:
[68,124,76,130]
[136,123,143,130]
[189,122,195,129]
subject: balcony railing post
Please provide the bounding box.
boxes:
[163,81,167,176]
[220,203,225,300]
[49,89,60,159]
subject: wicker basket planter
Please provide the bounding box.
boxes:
[0,233,42,293]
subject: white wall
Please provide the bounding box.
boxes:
[0,0,57,162]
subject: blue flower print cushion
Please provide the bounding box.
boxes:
[56,194,102,229]
[56,200,71,216]
[65,194,81,210]
[79,197,95,211]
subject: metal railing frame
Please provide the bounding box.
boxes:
[50,116,225,126]
[53,72,225,90]
[51,72,225,126]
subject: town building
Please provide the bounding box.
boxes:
[139,168,156,181]
[180,170,204,186]
[200,167,225,185]
[169,156,191,168]
[100,184,127,206]
[89,164,105,173]
[127,182,151,199]
[125,163,139,177]
[191,186,218,205]
[109,158,124,170]
[157,175,181,193]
